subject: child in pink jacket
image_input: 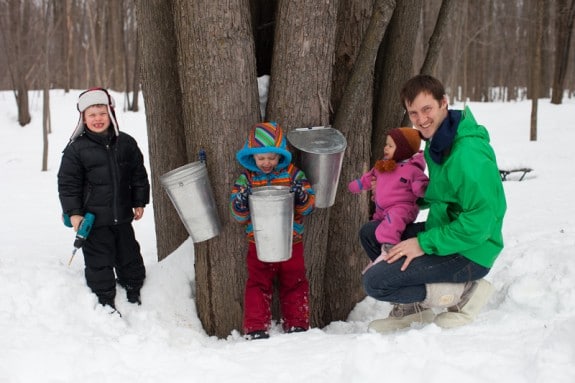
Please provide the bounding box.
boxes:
[348,127,429,273]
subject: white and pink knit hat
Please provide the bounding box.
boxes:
[69,88,119,142]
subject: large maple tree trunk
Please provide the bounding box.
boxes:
[173,0,260,337]
[266,0,338,328]
[325,0,396,324]
[136,0,189,261]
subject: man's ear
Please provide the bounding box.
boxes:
[440,95,448,109]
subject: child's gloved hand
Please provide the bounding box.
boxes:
[290,181,307,203]
[234,187,251,210]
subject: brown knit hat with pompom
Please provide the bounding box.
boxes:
[388,127,421,162]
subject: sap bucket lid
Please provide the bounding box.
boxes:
[286,126,347,154]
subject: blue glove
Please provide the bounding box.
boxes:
[290,181,307,202]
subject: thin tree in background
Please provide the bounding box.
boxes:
[419,0,457,75]
[551,0,575,104]
[42,0,52,172]
[0,0,32,126]
[530,0,544,141]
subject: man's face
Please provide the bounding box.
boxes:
[83,105,110,134]
[405,92,448,140]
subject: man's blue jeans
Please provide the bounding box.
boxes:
[360,220,490,304]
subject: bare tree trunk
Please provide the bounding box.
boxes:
[131,39,141,112]
[42,0,51,172]
[551,0,575,104]
[173,0,260,338]
[530,0,544,142]
[331,0,374,116]
[135,0,189,261]
[86,2,102,86]
[109,0,125,89]
[419,0,457,76]
[266,0,338,329]
[325,0,396,324]
[0,0,32,126]
[373,0,422,159]
[446,0,467,103]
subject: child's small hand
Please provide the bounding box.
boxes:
[290,181,307,202]
[235,187,251,209]
[134,207,144,220]
[70,215,84,232]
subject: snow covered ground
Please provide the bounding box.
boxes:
[0,89,573,383]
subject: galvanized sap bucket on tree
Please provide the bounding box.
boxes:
[160,160,221,243]
[287,126,347,208]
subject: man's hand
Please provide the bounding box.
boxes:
[382,237,425,271]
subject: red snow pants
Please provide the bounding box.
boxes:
[243,241,310,334]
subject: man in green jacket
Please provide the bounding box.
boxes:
[361,74,506,333]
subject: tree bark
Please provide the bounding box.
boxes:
[42,0,51,172]
[373,0,422,160]
[419,0,458,76]
[530,0,544,141]
[551,0,575,104]
[325,0,396,324]
[266,0,338,328]
[173,0,260,338]
[135,0,189,261]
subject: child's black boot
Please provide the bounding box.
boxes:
[117,279,142,305]
[126,288,141,305]
[245,330,270,340]
[97,290,122,317]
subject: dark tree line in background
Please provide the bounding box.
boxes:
[1,0,573,108]
[2,0,573,338]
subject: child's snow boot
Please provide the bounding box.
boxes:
[117,279,143,305]
[286,326,307,334]
[125,286,141,305]
[245,330,270,340]
[368,303,435,334]
[97,290,121,317]
[433,279,494,329]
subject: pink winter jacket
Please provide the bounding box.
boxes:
[348,152,429,242]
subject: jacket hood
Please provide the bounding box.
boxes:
[236,122,292,172]
[408,151,427,171]
[456,106,490,142]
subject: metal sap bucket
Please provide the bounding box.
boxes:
[160,161,221,243]
[249,186,294,262]
[287,126,347,208]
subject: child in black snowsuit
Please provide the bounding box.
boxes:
[58,88,150,313]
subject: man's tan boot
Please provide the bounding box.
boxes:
[368,303,435,334]
[433,279,494,329]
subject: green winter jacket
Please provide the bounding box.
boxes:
[418,106,506,268]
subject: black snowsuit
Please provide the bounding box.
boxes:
[58,128,150,302]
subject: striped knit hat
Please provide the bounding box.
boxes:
[236,122,292,172]
[69,88,119,143]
